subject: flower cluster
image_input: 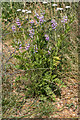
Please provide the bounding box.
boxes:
[42,1,48,4]
[56,8,63,11]
[12,25,16,31]
[35,13,39,19]
[29,28,35,38]
[19,44,22,49]
[52,4,57,7]
[48,48,51,54]
[18,41,22,49]
[41,12,45,15]
[25,44,30,50]
[34,45,38,53]
[61,16,68,25]
[51,20,57,30]
[16,18,21,28]
[39,15,44,24]
[48,50,51,54]
[35,13,45,24]
[45,34,49,41]
[19,9,32,13]
[26,10,31,14]
[65,6,71,9]
[17,9,21,12]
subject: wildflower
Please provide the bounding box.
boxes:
[12,25,16,31]
[48,50,51,54]
[43,1,48,4]
[35,13,45,24]
[51,19,57,30]
[52,4,57,7]
[56,8,63,11]
[25,44,30,50]
[48,48,51,54]
[22,10,26,12]
[17,9,21,11]
[25,9,28,12]
[18,41,22,49]
[18,41,21,44]
[35,13,40,19]
[16,18,21,27]
[41,12,45,15]
[45,34,49,41]
[19,44,22,49]
[65,6,71,9]
[29,29,35,38]
[61,16,68,25]
[34,45,38,53]
[18,41,19,44]
[26,10,31,14]
[36,20,38,24]
[39,16,44,23]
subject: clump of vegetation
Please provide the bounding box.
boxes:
[2,2,78,118]
[11,4,76,101]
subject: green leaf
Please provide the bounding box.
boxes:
[51,94,56,101]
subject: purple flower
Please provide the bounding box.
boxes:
[35,13,39,19]
[19,44,22,49]
[45,34,49,41]
[36,21,38,24]
[51,20,57,30]
[34,45,38,53]
[39,15,44,23]
[35,13,45,25]
[48,48,51,54]
[25,44,30,50]
[12,25,16,31]
[41,12,45,15]
[48,50,51,54]
[29,29,35,38]
[16,18,21,27]
[61,16,68,25]
[18,41,20,44]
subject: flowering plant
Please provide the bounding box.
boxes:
[12,7,74,101]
